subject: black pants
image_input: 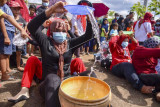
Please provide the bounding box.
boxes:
[111,62,143,90]
[39,71,97,107]
[139,73,160,92]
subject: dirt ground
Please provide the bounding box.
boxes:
[0,54,160,107]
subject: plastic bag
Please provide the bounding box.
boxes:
[13,33,29,46]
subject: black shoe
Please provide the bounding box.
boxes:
[8,95,29,103]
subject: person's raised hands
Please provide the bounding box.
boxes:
[46,2,67,17]
[52,1,67,13]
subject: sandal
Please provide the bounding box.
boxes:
[8,95,29,103]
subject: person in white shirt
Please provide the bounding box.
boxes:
[134,12,154,45]
[71,0,93,56]
[71,15,86,36]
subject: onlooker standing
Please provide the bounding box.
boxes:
[118,17,125,34]
[134,12,153,45]
[98,14,108,28]
[9,1,27,72]
[112,13,120,24]
[100,18,109,42]
[36,0,49,15]
[71,0,92,56]
[0,0,16,79]
[133,17,142,30]
[0,0,29,81]
[124,12,135,30]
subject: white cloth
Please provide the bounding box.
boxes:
[135,21,152,42]
[71,15,86,36]
[155,59,160,74]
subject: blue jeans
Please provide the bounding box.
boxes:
[111,62,143,90]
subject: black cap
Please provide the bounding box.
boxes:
[78,0,93,7]
[115,13,119,16]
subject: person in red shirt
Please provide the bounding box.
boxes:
[109,34,154,93]
[132,36,160,101]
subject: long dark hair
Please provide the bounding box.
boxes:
[100,18,108,32]
[117,17,124,25]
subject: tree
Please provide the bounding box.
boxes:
[108,11,115,19]
[148,0,160,17]
[131,2,147,18]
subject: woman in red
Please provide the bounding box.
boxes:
[132,36,160,101]
[109,34,154,93]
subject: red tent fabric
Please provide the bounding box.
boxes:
[8,0,29,22]
[93,3,109,17]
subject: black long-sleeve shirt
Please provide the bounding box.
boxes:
[28,12,93,80]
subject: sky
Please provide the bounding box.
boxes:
[28,0,159,19]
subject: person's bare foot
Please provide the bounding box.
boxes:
[141,85,155,94]
[156,92,160,101]
[7,68,12,73]
[17,67,24,72]
[31,80,37,86]
[1,73,15,81]
[1,73,10,80]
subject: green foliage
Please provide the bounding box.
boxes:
[108,19,113,23]
[24,0,28,4]
[148,0,160,16]
[108,11,115,19]
[131,2,147,18]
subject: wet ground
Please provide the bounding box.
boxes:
[0,54,160,107]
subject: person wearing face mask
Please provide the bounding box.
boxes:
[132,36,160,101]
[112,13,120,24]
[109,34,154,94]
[36,0,49,15]
[8,2,97,106]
